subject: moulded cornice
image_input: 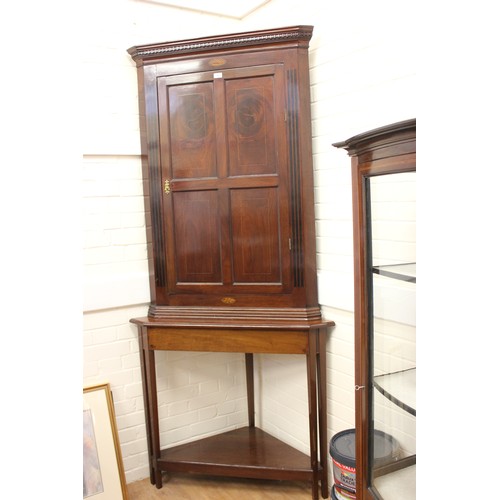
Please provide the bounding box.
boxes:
[128,25,313,63]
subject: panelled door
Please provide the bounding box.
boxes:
[157,64,292,299]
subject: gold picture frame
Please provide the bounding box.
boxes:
[83,383,128,499]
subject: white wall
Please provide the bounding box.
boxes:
[82,0,416,485]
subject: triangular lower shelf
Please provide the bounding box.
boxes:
[157,426,317,481]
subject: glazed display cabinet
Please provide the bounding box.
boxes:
[334,119,416,500]
[128,26,333,500]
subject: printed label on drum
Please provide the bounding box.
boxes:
[333,460,356,488]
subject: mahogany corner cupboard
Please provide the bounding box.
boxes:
[334,119,416,500]
[127,26,334,500]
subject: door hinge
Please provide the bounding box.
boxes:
[164,179,171,195]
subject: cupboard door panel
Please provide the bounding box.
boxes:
[161,81,217,180]
[226,75,277,177]
[170,190,222,284]
[230,187,282,284]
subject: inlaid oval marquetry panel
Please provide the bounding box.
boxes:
[209,57,226,67]
[226,76,276,176]
[236,95,264,137]
[182,94,208,140]
[167,82,217,179]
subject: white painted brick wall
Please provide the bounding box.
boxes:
[82,0,416,486]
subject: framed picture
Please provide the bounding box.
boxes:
[83,383,128,499]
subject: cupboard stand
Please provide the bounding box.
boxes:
[132,317,333,500]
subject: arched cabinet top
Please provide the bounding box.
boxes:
[332,118,416,158]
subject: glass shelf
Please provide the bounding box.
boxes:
[374,463,416,500]
[372,263,416,283]
[373,368,416,416]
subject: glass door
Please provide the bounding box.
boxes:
[367,172,416,499]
